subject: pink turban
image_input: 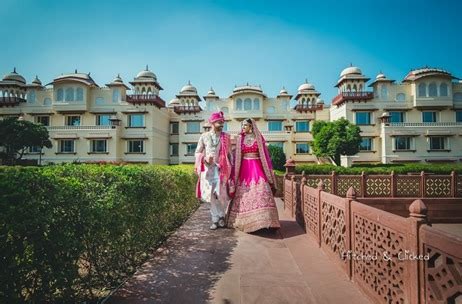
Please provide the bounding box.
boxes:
[208,111,225,123]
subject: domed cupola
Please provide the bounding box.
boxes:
[332,64,373,106]
[2,68,26,85]
[174,81,202,114]
[368,71,395,87]
[203,87,220,100]
[295,79,320,100]
[277,86,292,99]
[106,74,130,90]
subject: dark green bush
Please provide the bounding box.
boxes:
[268,145,286,171]
[0,164,198,303]
[295,163,462,175]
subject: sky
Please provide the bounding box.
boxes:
[1,0,461,105]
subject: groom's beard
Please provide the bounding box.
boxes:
[214,126,223,131]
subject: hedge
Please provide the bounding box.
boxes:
[295,163,462,175]
[0,164,199,303]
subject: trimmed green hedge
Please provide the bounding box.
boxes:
[295,163,462,175]
[0,164,198,303]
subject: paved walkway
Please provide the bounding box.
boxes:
[107,199,371,304]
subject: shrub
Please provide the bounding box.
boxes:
[0,164,198,302]
[267,145,286,171]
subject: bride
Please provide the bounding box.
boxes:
[227,118,280,232]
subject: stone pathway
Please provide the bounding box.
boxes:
[107,199,371,304]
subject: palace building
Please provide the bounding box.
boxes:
[0,65,461,165]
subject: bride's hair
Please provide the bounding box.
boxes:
[243,118,253,125]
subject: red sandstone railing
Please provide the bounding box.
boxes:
[0,96,26,106]
[126,94,166,108]
[295,181,462,304]
[173,105,202,114]
[332,91,374,106]
[287,171,461,198]
[293,104,323,112]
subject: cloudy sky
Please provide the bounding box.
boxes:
[1,0,460,104]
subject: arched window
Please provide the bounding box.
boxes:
[27,90,36,103]
[380,85,388,99]
[266,106,275,114]
[359,84,363,91]
[453,92,462,102]
[253,98,260,110]
[112,89,120,103]
[221,107,229,114]
[353,84,357,92]
[347,84,352,92]
[236,98,243,110]
[396,93,406,102]
[440,83,448,97]
[301,97,306,105]
[147,87,152,95]
[428,82,437,97]
[418,83,426,97]
[76,88,84,101]
[95,97,105,105]
[141,87,146,95]
[244,98,252,110]
[65,87,74,102]
[43,98,52,105]
[57,88,64,101]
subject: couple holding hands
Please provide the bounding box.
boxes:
[195,111,280,232]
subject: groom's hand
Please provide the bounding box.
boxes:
[207,156,214,164]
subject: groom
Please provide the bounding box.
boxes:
[195,111,234,230]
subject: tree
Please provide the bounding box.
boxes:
[267,144,286,171]
[0,117,52,165]
[311,118,362,166]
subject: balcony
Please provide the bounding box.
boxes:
[47,125,116,130]
[126,94,166,108]
[54,102,87,113]
[388,122,462,127]
[413,96,453,108]
[332,92,373,106]
[294,104,323,113]
[173,105,202,114]
[0,96,26,107]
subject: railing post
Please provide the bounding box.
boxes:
[316,180,324,247]
[331,171,337,195]
[450,171,456,197]
[345,186,356,279]
[301,171,306,226]
[284,158,296,176]
[361,171,366,198]
[391,170,396,198]
[420,171,425,198]
[408,199,428,304]
[291,175,296,218]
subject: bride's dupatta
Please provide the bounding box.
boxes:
[233,118,277,189]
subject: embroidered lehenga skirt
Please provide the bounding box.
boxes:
[227,144,280,232]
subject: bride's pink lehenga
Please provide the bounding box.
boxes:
[227,123,280,233]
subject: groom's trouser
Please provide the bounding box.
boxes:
[208,165,228,223]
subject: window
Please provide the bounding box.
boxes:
[428,82,437,97]
[266,106,275,114]
[296,143,310,154]
[389,111,405,123]
[186,143,197,155]
[65,87,74,102]
[43,97,52,105]
[57,88,64,101]
[429,137,446,150]
[95,97,105,105]
[29,146,41,153]
[170,122,179,134]
[128,140,144,153]
[76,88,84,101]
[295,120,309,132]
[422,111,437,123]
[253,98,260,110]
[236,98,243,110]
[440,83,448,97]
[35,116,50,126]
[355,112,372,125]
[456,111,462,122]
[395,137,411,150]
[244,98,252,110]
[170,143,179,156]
[66,116,80,126]
[59,140,75,153]
[96,114,111,126]
[223,121,228,131]
[27,90,36,103]
[128,114,145,127]
[454,92,462,102]
[112,89,120,103]
[186,121,200,133]
[396,93,406,102]
[268,121,282,132]
[418,83,426,97]
[380,85,388,99]
[359,138,373,151]
[91,140,107,153]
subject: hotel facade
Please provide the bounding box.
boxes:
[0,66,461,165]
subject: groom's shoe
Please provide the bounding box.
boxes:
[218,217,226,228]
[210,222,218,230]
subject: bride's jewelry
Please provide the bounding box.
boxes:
[244,133,256,146]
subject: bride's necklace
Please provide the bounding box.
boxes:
[244,132,256,146]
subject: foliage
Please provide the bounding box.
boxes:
[311,118,362,165]
[295,163,462,175]
[0,117,52,165]
[267,145,286,171]
[0,164,198,303]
